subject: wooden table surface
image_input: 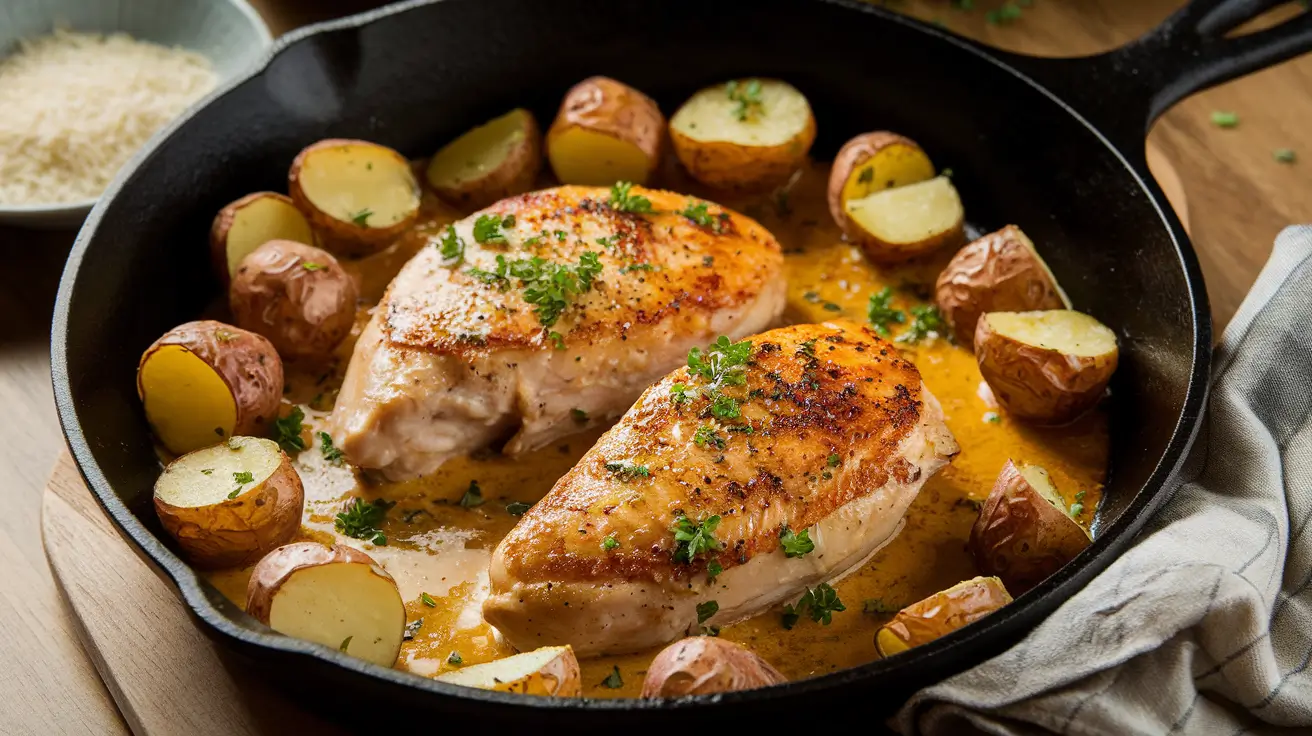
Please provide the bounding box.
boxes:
[2,1,1308,733]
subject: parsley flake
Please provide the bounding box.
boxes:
[603,535,619,550]
[726,79,764,121]
[339,636,353,652]
[273,407,306,454]
[302,262,324,271]
[896,305,948,344]
[318,431,344,465]
[459,480,485,508]
[448,651,463,666]
[697,600,719,625]
[867,287,906,336]
[348,209,372,227]
[420,592,437,607]
[601,666,623,689]
[604,461,650,480]
[863,598,897,614]
[1275,148,1297,164]
[694,424,726,449]
[827,453,841,467]
[438,225,465,264]
[672,513,722,563]
[609,181,653,213]
[335,497,395,545]
[506,501,532,516]
[680,201,722,232]
[473,213,510,244]
[571,408,589,423]
[780,525,815,558]
[1211,111,1240,128]
[781,583,845,629]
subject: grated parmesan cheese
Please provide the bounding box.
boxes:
[0,29,217,206]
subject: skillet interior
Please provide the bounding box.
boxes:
[52,0,1207,724]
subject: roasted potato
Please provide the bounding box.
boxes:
[228,240,358,361]
[970,461,1091,593]
[843,175,964,263]
[436,646,581,696]
[426,108,542,210]
[153,436,304,568]
[669,78,816,191]
[975,310,1119,423]
[246,542,405,667]
[827,132,935,236]
[547,77,664,186]
[641,637,785,697]
[137,321,283,455]
[288,139,421,257]
[875,576,1013,657]
[209,192,314,286]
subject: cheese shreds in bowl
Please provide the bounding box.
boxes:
[0,29,217,207]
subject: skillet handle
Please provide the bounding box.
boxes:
[997,0,1312,158]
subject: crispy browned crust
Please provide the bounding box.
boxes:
[875,576,1012,656]
[153,446,304,569]
[496,320,925,584]
[974,314,1118,423]
[429,110,543,210]
[969,461,1091,593]
[641,637,786,697]
[138,320,284,437]
[547,77,665,184]
[382,185,783,358]
[826,132,924,234]
[288,139,420,257]
[670,100,816,192]
[245,542,393,623]
[228,240,358,361]
[935,226,1067,346]
[209,192,299,287]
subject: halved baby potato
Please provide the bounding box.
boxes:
[288,139,421,257]
[641,637,786,698]
[874,576,1013,658]
[547,76,665,186]
[436,645,582,696]
[229,240,358,362]
[827,132,935,236]
[426,108,543,210]
[246,542,405,667]
[975,310,1119,423]
[137,320,283,456]
[970,461,1091,594]
[154,436,304,568]
[209,192,314,286]
[935,225,1070,346]
[669,78,816,191]
[843,175,965,263]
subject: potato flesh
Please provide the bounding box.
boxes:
[841,144,935,204]
[846,176,963,244]
[427,109,527,188]
[436,646,575,695]
[986,310,1117,357]
[298,144,419,228]
[267,562,405,667]
[1019,465,1066,511]
[139,345,237,454]
[670,79,811,146]
[224,197,313,276]
[548,127,652,186]
[154,436,281,507]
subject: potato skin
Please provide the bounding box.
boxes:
[246,542,394,623]
[288,139,419,257]
[154,445,304,569]
[970,461,1091,594]
[641,637,785,697]
[229,240,358,361]
[875,576,1012,657]
[138,320,284,439]
[547,76,665,185]
[936,226,1067,346]
[826,132,925,236]
[428,110,543,210]
[974,313,1118,423]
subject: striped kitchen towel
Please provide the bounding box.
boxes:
[896,225,1312,735]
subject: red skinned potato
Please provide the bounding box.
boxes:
[436,646,582,696]
[935,225,1070,346]
[827,132,935,237]
[547,76,665,186]
[229,240,358,361]
[970,461,1091,593]
[426,108,543,210]
[875,576,1012,657]
[153,436,304,568]
[641,637,786,697]
[209,192,314,287]
[246,542,406,667]
[288,139,421,257]
[136,320,283,455]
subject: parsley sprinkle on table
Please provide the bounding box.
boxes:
[459,480,485,508]
[1275,148,1297,164]
[273,407,306,454]
[1211,111,1239,128]
[609,181,652,213]
[867,287,906,336]
[335,498,395,545]
[780,525,815,558]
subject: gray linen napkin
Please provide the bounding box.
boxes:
[895,226,1312,736]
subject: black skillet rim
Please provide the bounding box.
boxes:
[50,0,1212,711]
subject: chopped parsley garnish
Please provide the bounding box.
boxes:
[438,225,465,263]
[672,513,722,563]
[707,560,723,583]
[781,583,845,629]
[506,501,532,516]
[619,263,654,274]
[726,79,764,121]
[302,262,324,271]
[985,1,1023,24]
[697,600,719,625]
[318,431,344,465]
[803,291,821,303]
[472,213,509,244]
[680,201,721,232]
[215,328,236,342]
[688,335,752,386]
[420,592,437,607]
[348,209,372,227]
[554,230,568,241]
[1211,111,1240,128]
[1069,489,1087,518]
[608,180,652,213]
[448,651,463,666]
[694,425,726,449]
[603,535,619,550]
[549,331,566,350]
[896,305,948,344]
[595,235,618,249]
[272,406,306,454]
[459,480,485,509]
[403,619,422,640]
[1275,148,1297,163]
[827,453,841,468]
[798,339,818,360]
[571,408,589,423]
[233,471,254,485]
[857,167,874,184]
[983,411,1001,424]
[200,468,213,475]
[601,666,623,689]
[708,393,741,420]
[703,255,715,267]
[671,383,692,404]
[863,598,897,615]
[604,461,650,480]
[823,302,842,312]
[779,525,815,558]
[339,636,353,652]
[867,287,906,336]
[465,252,604,327]
[335,497,395,545]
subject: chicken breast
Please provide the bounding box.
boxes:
[331,185,785,479]
[484,321,959,656]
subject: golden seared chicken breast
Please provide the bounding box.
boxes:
[331,185,785,479]
[483,321,959,656]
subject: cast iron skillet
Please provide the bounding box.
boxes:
[51,0,1312,727]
